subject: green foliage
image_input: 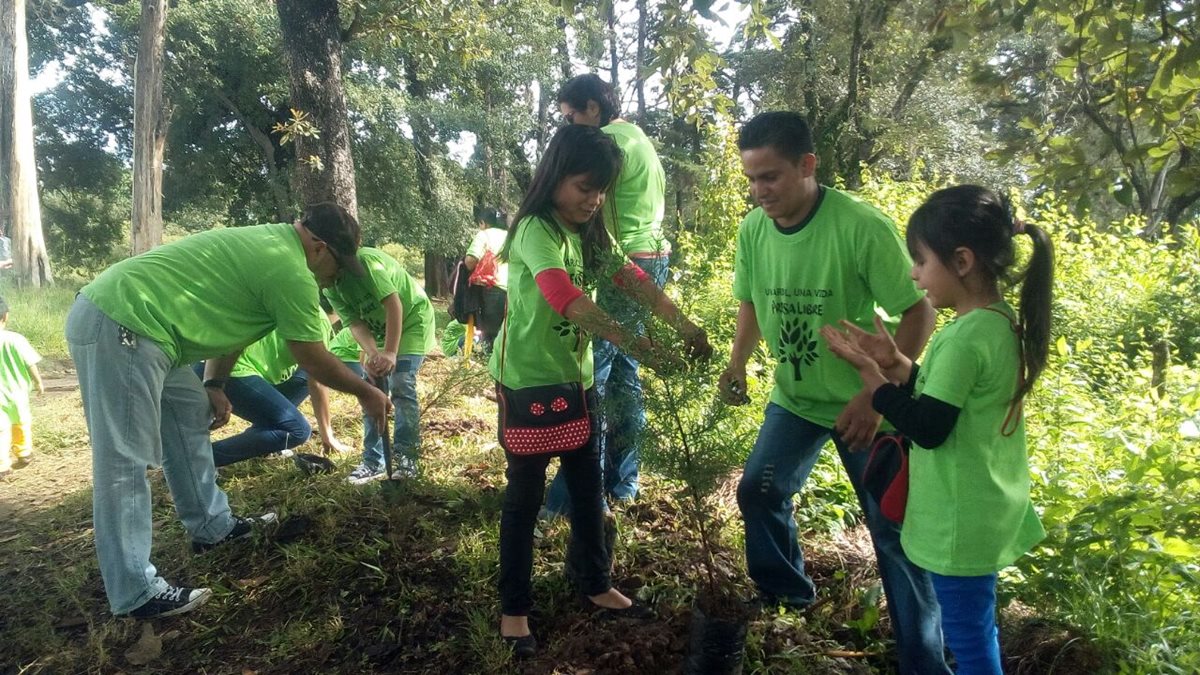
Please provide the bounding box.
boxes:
[973,0,1200,228]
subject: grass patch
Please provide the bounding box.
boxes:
[0,282,80,360]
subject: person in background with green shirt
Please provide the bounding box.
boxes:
[194,307,349,468]
[463,205,509,350]
[0,295,43,478]
[544,73,669,517]
[823,185,1053,675]
[491,124,711,657]
[65,203,390,620]
[324,246,435,483]
[718,112,948,672]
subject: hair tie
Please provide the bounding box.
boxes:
[1012,218,1026,236]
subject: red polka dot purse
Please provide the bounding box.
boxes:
[496,316,591,456]
[496,382,591,455]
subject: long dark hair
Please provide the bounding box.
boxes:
[502,125,623,273]
[907,185,1054,401]
[557,74,621,126]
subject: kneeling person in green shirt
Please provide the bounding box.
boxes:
[196,309,349,468]
[324,247,435,483]
[65,203,390,620]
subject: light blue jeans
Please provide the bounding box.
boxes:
[346,356,424,470]
[930,572,1003,675]
[737,403,950,674]
[544,255,669,515]
[66,295,237,615]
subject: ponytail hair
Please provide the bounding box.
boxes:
[907,185,1055,401]
[1014,222,1054,400]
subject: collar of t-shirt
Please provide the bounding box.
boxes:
[773,185,826,235]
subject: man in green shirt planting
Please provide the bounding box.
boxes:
[66,203,389,620]
[719,111,947,672]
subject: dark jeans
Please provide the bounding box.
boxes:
[193,364,311,467]
[737,403,950,673]
[498,387,609,616]
[478,287,507,348]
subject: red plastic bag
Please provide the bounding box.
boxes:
[468,250,499,288]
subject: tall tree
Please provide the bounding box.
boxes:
[131,0,168,255]
[274,0,357,216]
[974,0,1200,233]
[1,0,52,286]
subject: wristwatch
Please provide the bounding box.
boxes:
[202,378,227,390]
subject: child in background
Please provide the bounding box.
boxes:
[324,248,435,483]
[822,185,1054,675]
[0,295,44,477]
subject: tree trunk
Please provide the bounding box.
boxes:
[275,0,357,217]
[131,0,168,255]
[0,0,52,286]
[556,15,572,80]
[607,1,619,89]
[405,56,447,297]
[635,0,646,121]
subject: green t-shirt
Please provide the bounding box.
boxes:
[732,188,924,428]
[901,303,1046,576]
[467,227,510,290]
[441,319,467,356]
[489,215,593,389]
[0,330,41,424]
[328,326,361,363]
[81,223,327,366]
[323,247,435,357]
[601,121,669,256]
[230,312,335,384]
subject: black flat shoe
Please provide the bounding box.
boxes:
[502,633,537,658]
[586,597,656,621]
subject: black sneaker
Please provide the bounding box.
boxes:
[122,585,212,619]
[191,512,277,553]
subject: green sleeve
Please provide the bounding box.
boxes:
[262,271,325,343]
[16,334,41,366]
[517,219,568,276]
[857,215,924,316]
[920,335,981,407]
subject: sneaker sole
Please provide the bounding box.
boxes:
[347,473,386,485]
[153,588,213,618]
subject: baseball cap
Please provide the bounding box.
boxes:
[300,202,366,277]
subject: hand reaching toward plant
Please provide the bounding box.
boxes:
[717,364,751,406]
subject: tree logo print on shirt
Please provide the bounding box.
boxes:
[778,317,819,380]
[553,320,578,339]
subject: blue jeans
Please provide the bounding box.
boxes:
[66,295,237,615]
[930,573,1002,675]
[347,356,423,470]
[544,255,669,514]
[738,403,950,674]
[192,365,312,467]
